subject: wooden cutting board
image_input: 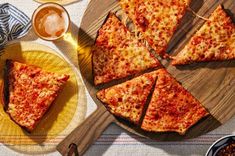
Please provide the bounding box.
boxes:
[57,0,235,155]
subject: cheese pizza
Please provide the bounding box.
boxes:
[141,69,208,135]
[97,71,157,124]
[92,13,160,85]
[3,60,69,132]
[118,0,191,57]
[172,5,235,65]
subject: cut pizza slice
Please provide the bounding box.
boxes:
[118,0,191,57]
[141,69,208,135]
[172,5,235,65]
[97,71,157,124]
[4,60,69,132]
[92,13,160,85]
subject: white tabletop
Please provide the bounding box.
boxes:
[1,0,235,156]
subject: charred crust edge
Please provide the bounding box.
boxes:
[3,59,12,111]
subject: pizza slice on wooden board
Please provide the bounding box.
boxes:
[96,71,158,124]
[171,5,235,65]
[141,69,209,135]
[92,13,160,85]
[118,0,191,57]
[3,60,70,132]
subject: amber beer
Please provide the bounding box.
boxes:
[32,3,70,40]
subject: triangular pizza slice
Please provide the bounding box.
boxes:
[4,60,69,132]
[172,5,235,65]
[97,71,157,124]
[118,0,191,57]
[141,69,208,135]
[92,13,160,85]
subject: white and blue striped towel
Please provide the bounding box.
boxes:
[0,3,31,49]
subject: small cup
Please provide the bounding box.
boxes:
[32,2,70,41]
[206,135,235,156]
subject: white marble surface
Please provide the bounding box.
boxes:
[1,0,235,156]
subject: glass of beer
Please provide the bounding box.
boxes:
[32,2,70,41]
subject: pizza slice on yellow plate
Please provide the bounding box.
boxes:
[92,13,160,85]
[97,71,157,124]
[4,60,69,132]
[172,5,235,65]
[118,0,191,57]
[141,69,208,135]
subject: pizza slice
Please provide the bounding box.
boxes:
[97,71,157,124]
[172,5,235,65]
[118,0,191,57]
[141,69,208,135]
[92,13,160,85]
[3,60,69,132]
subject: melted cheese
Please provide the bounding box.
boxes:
[97,71,157,124]
[119,0,190,57]
[92,13,160,85]
[7,61,69,131]
[141,69,208,135]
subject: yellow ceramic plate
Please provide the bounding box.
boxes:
[0,42,87,154]
[34,0,79,5]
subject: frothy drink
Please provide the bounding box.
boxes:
[33,3,69,40]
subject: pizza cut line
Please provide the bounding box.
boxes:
[97,68,208,135]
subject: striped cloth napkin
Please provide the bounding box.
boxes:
[0,3,31,49]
